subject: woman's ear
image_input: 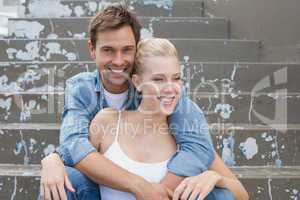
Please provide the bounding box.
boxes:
[132,74,141,92]
[88,39,96,59]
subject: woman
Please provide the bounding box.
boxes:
[89,38,248,200]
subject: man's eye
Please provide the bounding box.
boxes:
[152,78,164,82]
[103,48,113,53]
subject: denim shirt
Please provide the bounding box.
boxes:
[58,70,215,177]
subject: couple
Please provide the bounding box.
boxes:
[39,5,248,200]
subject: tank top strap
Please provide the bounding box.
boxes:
[114,110,122,142]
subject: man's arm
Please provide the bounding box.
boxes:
[159,89,215,192]
[161,88,215,190]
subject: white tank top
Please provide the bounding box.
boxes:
[99,111,170,200]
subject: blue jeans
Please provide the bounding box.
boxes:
[48,167,234,200]
[37,166,234,200]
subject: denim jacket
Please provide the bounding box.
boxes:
[58,70,215,177]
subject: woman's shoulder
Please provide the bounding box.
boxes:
[94,107,119,123]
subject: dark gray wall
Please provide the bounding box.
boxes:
[205,0,300,62]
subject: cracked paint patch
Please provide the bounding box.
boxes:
[28,0,72,17]
[9,20,45,39]
[221,132,236,166]
[43,144,56,156]
[261,131,283,166]
[239,137,258,160]
[285,188,299,200]
[214,103,234,119]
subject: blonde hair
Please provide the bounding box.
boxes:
[134,38,178,74]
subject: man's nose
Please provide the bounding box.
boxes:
[112,51,124,66]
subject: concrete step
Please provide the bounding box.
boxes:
[1,62,299,124]
[0,165,299,200]
[0,125,299,166]
[1,91,299,125]
[1,62,299,93]
[0,39,261,62]
[7,17,229,39]
[19,0,205,18]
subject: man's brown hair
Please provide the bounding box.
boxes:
[88,4,141,48]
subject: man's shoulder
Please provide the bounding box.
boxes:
[66,71,97,85]
[64,71,99,100]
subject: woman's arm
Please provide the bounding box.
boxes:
[172,152,249,200]
[209,153,249,200]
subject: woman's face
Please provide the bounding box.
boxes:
[133,56,182,115]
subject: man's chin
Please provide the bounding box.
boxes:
[108,78,128,87]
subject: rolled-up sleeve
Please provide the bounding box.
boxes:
[57,80,98,166]
[167,90,215,177]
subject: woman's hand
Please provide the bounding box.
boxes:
[40,153,75,200]
[172,170,222,200]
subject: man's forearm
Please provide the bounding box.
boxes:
[74,151,147,194]
[160,172,184,192]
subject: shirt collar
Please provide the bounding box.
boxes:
[94,70,138,110]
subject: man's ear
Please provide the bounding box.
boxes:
[132,74,141,92]
[88,39,96,60]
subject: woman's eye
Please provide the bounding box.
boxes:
[152,78,163,82]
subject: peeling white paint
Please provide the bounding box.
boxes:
[239,137,258,159]
[10,177,17,200]
[87,2,98,13]
[268,178,273,200]
[214,103,234,119]
[65,52,77,61]
[73,32,86,39]
[20,100,37,122]
[46,33,58,39]
[29,138,37,154]
[74,6,85,17]
[9,20,45,39]
[0,97,12,111]
[0,75,22,92]
[6,48,18,59]
[141,0,173,10]
[15,41,40,61]
[17,69,41,85]
[28,0,72,17]
[221,134,236,166]
[43,144,56,156]
[45,42,62,59]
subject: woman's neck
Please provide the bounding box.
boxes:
[136,99,168,127]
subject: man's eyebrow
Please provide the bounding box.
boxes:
[123,45,135,49]
[172,73,181,76]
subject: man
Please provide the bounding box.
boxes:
[40,5,233,200]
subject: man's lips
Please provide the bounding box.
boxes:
[107,65,128,73]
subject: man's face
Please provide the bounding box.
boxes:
[89,25,136,93]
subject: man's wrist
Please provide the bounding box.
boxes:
[128,175,149,195]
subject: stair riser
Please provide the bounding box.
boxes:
[0,39,260,62]
[0,176,300,200]
[1,62,299,93]
[1,92,299,124]
[8,17,229,39]
[0,129,298,166]
[19,0,205,18]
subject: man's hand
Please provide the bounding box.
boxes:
[172,170,221,200]
[132,178,172,200]
[40,153,75,200]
